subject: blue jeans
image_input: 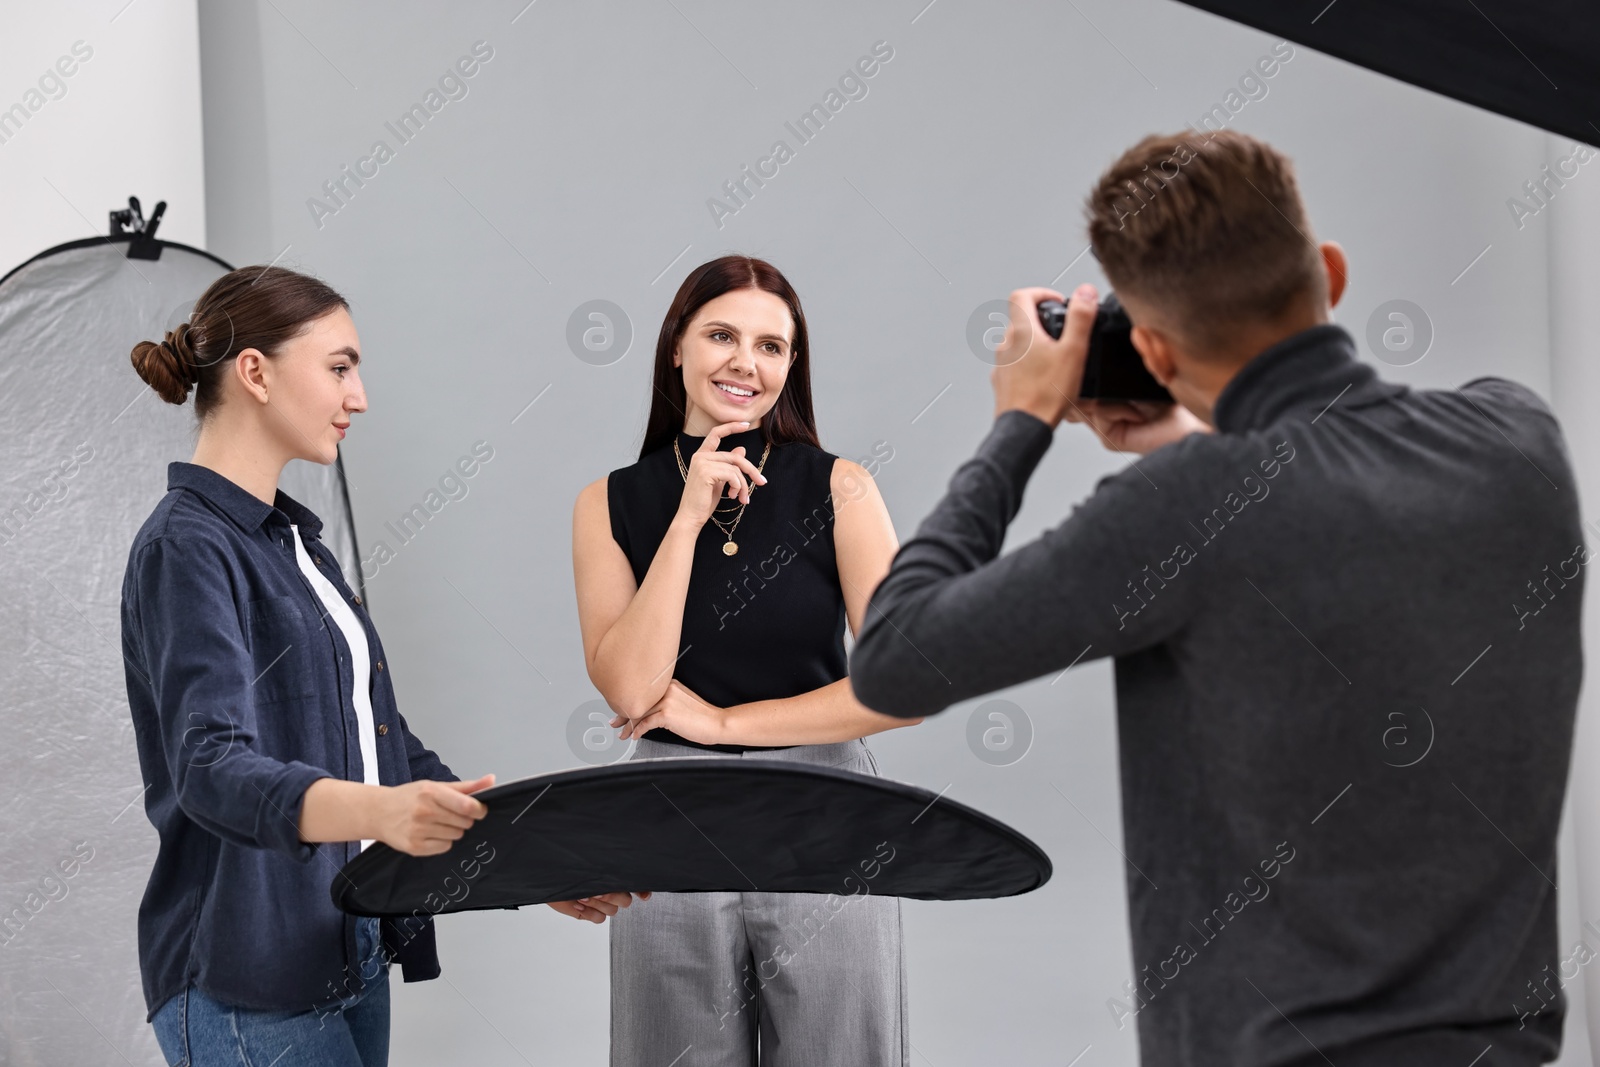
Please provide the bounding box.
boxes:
[151,917,390,1067]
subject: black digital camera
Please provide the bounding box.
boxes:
[1035,292,1172,403]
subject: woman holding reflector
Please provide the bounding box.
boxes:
[570,254,921,1064]
[119,265,591,1066]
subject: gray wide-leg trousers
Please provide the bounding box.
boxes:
[609,736,909,1067]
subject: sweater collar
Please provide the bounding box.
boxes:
[1210,323,1407,434]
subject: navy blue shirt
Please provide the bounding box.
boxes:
[120,461,457,1020]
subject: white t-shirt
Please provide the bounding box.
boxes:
[290,524,379,851]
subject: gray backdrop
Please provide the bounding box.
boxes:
[16,0,1587,1063]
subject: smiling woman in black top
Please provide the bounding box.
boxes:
[569,254,923,1064]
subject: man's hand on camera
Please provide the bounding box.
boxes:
[991,283,1099,427]
[1065,399,1212,456]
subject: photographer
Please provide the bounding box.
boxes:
[850,129,1583,1066]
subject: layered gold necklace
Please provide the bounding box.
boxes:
[673,434,772,556]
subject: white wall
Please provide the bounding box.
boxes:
[0,4,206,1065]
[0,1,205,273]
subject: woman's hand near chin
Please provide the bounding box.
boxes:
[545,891,652,923]
[673,420,769,528]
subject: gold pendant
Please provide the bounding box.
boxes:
[723,541,739,556]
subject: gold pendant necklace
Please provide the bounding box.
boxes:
[674,434,772,557]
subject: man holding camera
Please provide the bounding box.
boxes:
[850,129,1584,1066]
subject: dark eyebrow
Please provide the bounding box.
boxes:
[329,345,361,365]
[702,320,790,347]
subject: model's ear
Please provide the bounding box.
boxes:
[235,347,270,404]
[1130,325,1177,387]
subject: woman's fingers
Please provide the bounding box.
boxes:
[686,456,742,506]
[563,891,644,921]
[711,464,749,506]
[696,456,762,504]
[706,456,768,503]
[708,458,749,506]
[719,447,767,484]
[619,708,657,740]
[678,427,771,520]
[694,447,768,486]
[418,836,461,856]
[546,900,590,921]
[698,421,752,453]
[428,781,489,820]
[562,899,604,923]
[729,453,767,485]
[423,797,479,831]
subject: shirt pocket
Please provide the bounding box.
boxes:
[244,595,319,706]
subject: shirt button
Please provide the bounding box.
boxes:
[314,555,322,565]
[353,595,362,606]
[377,724,389,736]
[376,660,384,672]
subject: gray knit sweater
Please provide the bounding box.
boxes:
[851,323,1584,1066]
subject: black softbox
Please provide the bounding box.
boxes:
[1177,0,1599,144]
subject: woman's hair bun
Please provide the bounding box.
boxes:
[127,266,348,418]
[130,322,201,405]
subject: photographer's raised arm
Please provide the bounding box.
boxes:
[848,409,1200,719]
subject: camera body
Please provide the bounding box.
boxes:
[1036,292,1172,403]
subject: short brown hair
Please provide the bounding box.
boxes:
[1084,129,1324,356]
[130,266,348,419]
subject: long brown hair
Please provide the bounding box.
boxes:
[639,255,820,459]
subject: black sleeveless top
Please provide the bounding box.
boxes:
[606,425,848,752]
